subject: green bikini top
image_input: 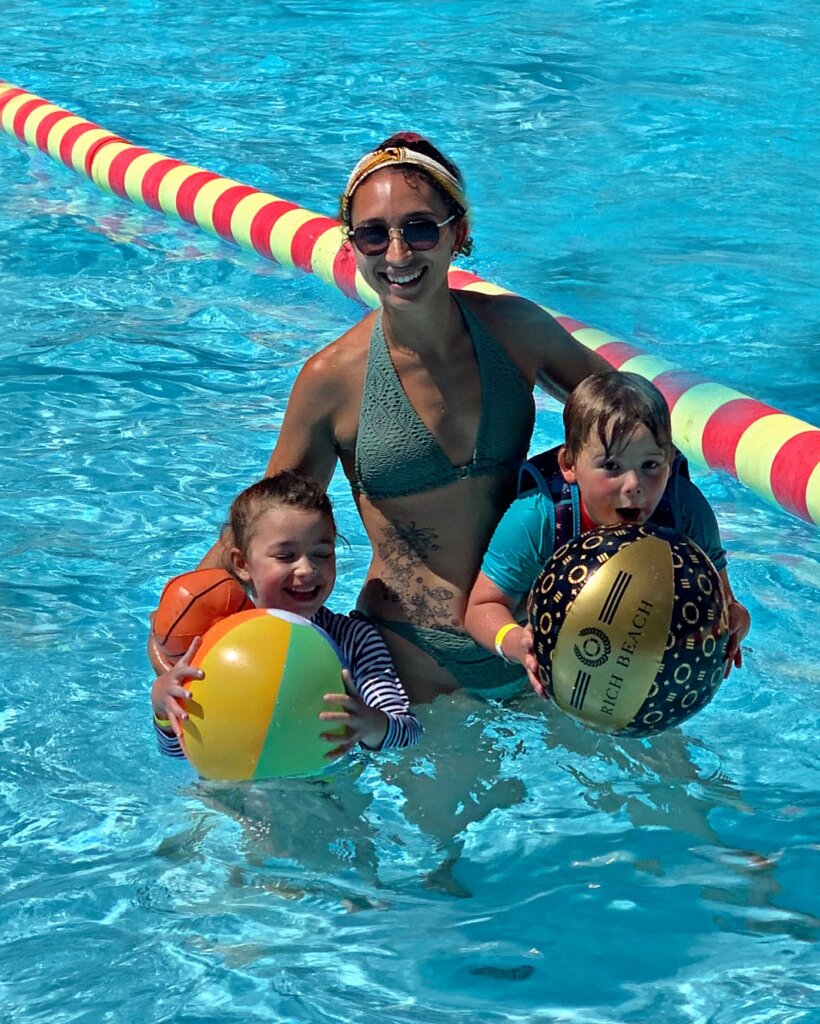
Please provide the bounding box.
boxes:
[352,294,535,501]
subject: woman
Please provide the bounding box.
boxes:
[181,132,610,701]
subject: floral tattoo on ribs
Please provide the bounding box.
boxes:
[377,519,459,629]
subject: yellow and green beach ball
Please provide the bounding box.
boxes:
[181,608,345,780]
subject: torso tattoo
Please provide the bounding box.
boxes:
[376,519,460,630]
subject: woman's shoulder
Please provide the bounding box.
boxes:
[455,289,565,350]
[454,288,565,381]
[293,311,377,395]
[456,288,554,329]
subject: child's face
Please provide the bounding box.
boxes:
[231,506,336,619]
[559,423,672,528]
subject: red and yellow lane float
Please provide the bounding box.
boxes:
[2,79,818,527]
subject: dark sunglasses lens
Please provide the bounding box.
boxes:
[352,225,390,254]
[403,220,440,250]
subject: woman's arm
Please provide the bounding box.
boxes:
[266,348,346,485]
[523,302,611,399]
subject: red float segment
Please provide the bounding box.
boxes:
[701,399,782,475]
[594,340,644,369]
[211,185,259,243]
[140,157,185,211]
[769,431,820,522]
[248,199,300,260]
[106,146,153,198]
[290,216,342,272]
[11,97,47,142]
[0,86,26,115]
[447,268,485,289]
[83,135,126,180]
[331,244,361,302]
[35,109,72,155]
[57,121,93,171]
[175,169,222,224]
[652,370,711,412]
[555,315,590,334]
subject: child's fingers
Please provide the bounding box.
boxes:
[178,636,202,666]
[153,700,188,739]
[724,645,743,677]
[173,663,204,683]
[528,672,546,699]
[523,654,546,699]
[339,668,355,697]
[161,697,190,721]
[723,633,740,677]
[323,738,356,759]
[167,683,193,702]
[321,725,357,758]
[319,709,352,723]
[167,709,186,740]
[322,692,354,710]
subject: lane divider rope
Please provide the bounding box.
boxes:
[2,80,817,526]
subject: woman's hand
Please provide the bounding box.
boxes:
[150,637,204,738]
[319,669,389,758]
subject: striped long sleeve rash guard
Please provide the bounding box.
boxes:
[154,605,421,758]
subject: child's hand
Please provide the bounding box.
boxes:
[319,669,389,758]
[518,624,548,700]
[150,637,204,738]
[498,624,547,700]
[724,600,751,677]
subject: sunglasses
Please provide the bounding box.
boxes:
[347,215,456,256]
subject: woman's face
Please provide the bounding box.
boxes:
[347,168,463,309]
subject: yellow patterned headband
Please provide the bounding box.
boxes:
[340,146,468,224]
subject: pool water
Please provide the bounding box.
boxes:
[1,2,818,1022]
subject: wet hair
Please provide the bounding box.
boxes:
[562,371,674,465]
[341,131,474,257]
[229,471,336,555]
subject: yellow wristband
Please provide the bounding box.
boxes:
[494,622,519,662]
[153,712,172,729]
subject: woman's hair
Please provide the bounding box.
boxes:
[340,131,474,257]
[229,471,336,554]
[376,131,467,211]
[562,371,674,464]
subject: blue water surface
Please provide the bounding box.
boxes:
[1,2,818,1022]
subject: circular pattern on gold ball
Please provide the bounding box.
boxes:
[528,523,729,738]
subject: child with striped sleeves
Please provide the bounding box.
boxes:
[151,471,421,758]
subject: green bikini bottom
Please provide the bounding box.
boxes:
[368,616,527,699]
